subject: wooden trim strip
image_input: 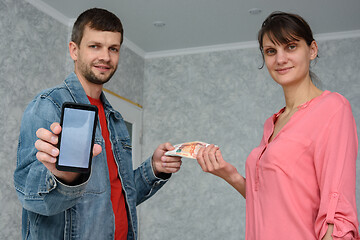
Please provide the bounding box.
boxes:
[103,88,143,109]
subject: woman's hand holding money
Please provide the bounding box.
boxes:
[196,144,246,198]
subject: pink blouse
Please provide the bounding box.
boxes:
[245,91,360,240]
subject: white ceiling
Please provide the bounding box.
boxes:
[27,0,360,57]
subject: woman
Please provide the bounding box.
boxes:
[197,12,359,240]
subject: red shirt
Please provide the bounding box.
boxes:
[88,96,128,240]
[245,91,359,240]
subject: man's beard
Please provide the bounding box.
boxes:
[80,61,117,85]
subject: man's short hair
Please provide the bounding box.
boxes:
[71,8,124,47]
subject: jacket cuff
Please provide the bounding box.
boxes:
[142,157,171,185]
[50,171,89,197]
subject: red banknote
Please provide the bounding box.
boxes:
[165,141,210,159]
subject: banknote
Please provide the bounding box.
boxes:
[165,141,209,159]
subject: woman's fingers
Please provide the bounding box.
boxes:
[196,144,219,172]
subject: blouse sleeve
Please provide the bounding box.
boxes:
[313,98,360,240]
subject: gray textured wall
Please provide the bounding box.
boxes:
[1,0,359,239]
[0,1,68,239]
[140,38,360,240]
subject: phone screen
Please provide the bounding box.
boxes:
[56,103,98,173]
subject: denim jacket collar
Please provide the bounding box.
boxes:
[64,72,91,104]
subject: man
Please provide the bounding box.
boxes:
[14,8,182,240]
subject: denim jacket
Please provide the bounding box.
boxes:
[14,72,169,240]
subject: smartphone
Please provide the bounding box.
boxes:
[56,102,98,173]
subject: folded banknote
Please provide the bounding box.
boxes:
[165,141,210,159]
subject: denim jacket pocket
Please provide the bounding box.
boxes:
[82,137,108,195]
[112,137,133,179]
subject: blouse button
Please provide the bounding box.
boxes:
[332,193,338,197]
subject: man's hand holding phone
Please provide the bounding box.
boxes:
[35,122,102,185]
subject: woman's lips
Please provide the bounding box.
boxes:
[276,66,293,74]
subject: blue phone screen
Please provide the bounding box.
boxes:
[58,108,96,168]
